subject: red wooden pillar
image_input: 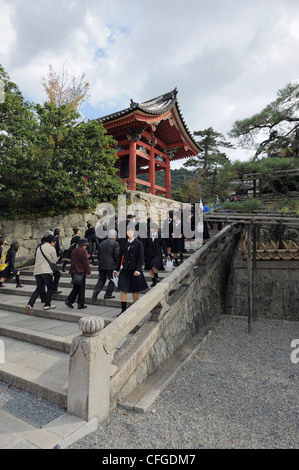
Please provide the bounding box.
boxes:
[129,139,136,190]
[165,156,171,199]
[149,146,155,195]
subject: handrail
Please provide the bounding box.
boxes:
[67,223,240,422]
[100,224,234,355]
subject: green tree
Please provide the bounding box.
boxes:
[184,127,233,200]
[184,127,233,172]
[171,177,201,203]
[0,65,39,216]
[229,82,299,159]
[32,102,123,214]
[0,64,123,218]
[219,157,299,197]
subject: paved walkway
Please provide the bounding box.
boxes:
[69,315,299,450]
[0,379,98,449]
[0,315,298,449]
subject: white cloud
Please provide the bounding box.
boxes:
[1,0,299,166]
[0,1,16,59]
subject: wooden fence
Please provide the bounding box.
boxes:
[240,240,299,261]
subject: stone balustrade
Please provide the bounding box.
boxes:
[68,225,239,422]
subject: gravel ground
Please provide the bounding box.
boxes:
[69,316,299,450]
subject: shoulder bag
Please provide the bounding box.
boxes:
[40,245,61,276]
[72,272,85,286]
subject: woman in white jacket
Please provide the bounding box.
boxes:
[25,234,58,314]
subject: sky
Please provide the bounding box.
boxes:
[1,0,299,169]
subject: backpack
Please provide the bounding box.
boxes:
[0,252,8,272]
[61,238,71,251]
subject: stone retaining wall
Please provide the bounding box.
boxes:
[0,191,184,266]
[126,190,182,224]
[0,212,99,265]
[227,260,299,321]
[110,233,237,406]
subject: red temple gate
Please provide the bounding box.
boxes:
[99,88,201,198]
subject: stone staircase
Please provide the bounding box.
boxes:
[0,246,196,410]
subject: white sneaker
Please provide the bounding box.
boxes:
[43,305,56,310]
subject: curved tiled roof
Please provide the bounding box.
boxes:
[98,87,201,153]
[99,87,178,122]
[132,87,178,114]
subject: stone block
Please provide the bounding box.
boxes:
[23,239,39,250]
[288,267,299,282]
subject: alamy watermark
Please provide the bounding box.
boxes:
[291,339,299,364]
[93,195,204,241]
[0,78,4,104]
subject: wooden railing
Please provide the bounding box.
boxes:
[240,240,299,261]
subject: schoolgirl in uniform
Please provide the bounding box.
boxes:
[115,226,148,316]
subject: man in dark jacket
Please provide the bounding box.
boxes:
[144,223,169,286]
[85,222,100,265]
[92,229,120,301]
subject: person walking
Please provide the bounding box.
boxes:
[25,234,58,313]
[161,211,174,259]
[40,229,53,243]
[114,226,148,316]
[84,223,100,265]
[135,216,148,258]
[144,222,169,287]
[61,227,81,272]
[0,236,7,276]
[0,241,23,288]
[0,236,6,260]
[39,230,62,295]
[91,229,120,301]
[202,202,211,244]
[65,238,91,310]
[171,211,184,266]
[54,228,62,261]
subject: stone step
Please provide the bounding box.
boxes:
[11,273,168,289]
[0,285,137,309]
[0,291,126,318]
[0,308,78,353]
[0,298,136,352]
[0,245,197,409]
[0,334,69,407]
[18,265,179,279]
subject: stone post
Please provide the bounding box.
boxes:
[67,316,111,422]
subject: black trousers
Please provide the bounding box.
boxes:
[53,272,60,291]
[94,269,114,297]
[67,278,86,307]
[29,274,54,307]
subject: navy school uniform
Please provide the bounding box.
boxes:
[117,238,148,293]
[172,219,184,253]
[144,232,168,271]
[161,217,173,249]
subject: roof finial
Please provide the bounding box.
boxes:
[172,87,178,99]
[130,98,138,108]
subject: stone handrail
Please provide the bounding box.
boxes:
[67,224,235,422]
[99,224,233,354]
